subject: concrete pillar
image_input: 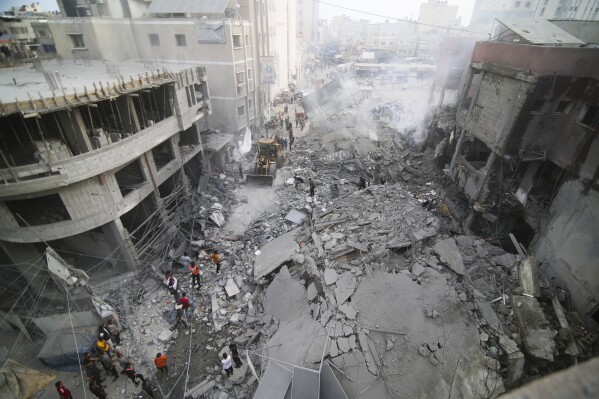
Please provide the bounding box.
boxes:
[0,241,47,295]
[100,219,138,271]
[56,109,94,154]
[116,95,141,133]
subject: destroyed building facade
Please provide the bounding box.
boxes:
[448,19,599,321]
[0,62,211,298]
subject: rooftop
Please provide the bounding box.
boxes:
[495,18,585,46]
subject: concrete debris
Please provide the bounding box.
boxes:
[447,346,505,398]
[254,228,301,279]
[433,238,466,275]
[158,329,174,342]
[512,295,556,362]
[334,272,357,305]
[285,209,308,225]
[337,337,351,353]
[307,282,318,302]
[185,378,217,399]
[324,268,338,285]
[551,296,580,356]
[338,304,357,319]
[518,256,541,297]
[224,278,240,297]
[498,334,525,384]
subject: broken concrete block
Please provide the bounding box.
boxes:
[512,295,556,362]
[334,272,357,304]
[342,325,353,336]
[449,346,504,398]
[320,309,333,326]
[224,278,240,297]
[337,337,350,353]
[324,269,338,285]
[185,378,216,399]
[330,339,339,357]
[433,238,465,275]
[307,283,318,302]
[358,331,379,376]
[498,334,525,384]
[349,335,357,350]
[551,296,580,356]
[312,232,325,258]
[411,262,425,277]
[493,253,517,268]
[254,228,301,279]
[518,256,540,297]
[158,329,174,342]
[338,304,357,319]
[476,300,501,331]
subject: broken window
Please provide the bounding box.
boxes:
[68,34,85,49]
[462,135,492,167]
[6,194,71,226]
[579,104,599,128]
[237,105,245,117]
[554,101,573,114]
[114,159,145,197]
[152,139,174,170]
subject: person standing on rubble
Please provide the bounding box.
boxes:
[96,335,111,357]
[309,179,316,197]
[153,353,169,377]
[171,303,188,330]
[55,381,73,399]
[211,250,222,274]
[179,252,192,269]
[358,176,366,190]
[88,380,107,399]
[221,353,234,378]
[120,362,145,386]
[229,343,243,368]
[284,104,288,114]
[165,271,179,301]
[189,261,201,290]
[178,292,193,323]
[107,318,120,346]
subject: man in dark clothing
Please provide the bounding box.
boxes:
[120,363,145,386]
[358,177,366,190]
[84,358,104,385]
[171,304,189,330]
[229,343,243,368]
[284,104,288,114]
[141,380,156,398]
[309,179,316,197]
[89,380,107,399]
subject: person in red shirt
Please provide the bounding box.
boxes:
[55,381,73,399]
[177,292,193,323]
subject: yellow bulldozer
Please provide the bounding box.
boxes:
[246,138,285,186]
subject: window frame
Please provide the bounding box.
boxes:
[237,104,246,117]
[67,33,86,50]
[149,33,160,46]
[175,34,187,47]
[232,34,242,48]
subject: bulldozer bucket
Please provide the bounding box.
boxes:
[246,174,275,186]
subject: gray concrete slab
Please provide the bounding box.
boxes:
[254,228,301,279]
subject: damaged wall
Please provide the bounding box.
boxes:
[532,179,599,319]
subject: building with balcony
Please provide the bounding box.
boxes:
[0,59,211,298]
[447,19,599,322]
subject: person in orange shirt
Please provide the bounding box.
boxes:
[189,261,201,290]
[153,353,169,377]
[211,250,222,274]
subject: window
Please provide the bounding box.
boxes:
[68,33,86,49]
[237,105,245,117]
[530,99,544,113]
[248,99,254,109]
[236,71,245,85]
[38,30,46,37]
[515,1,521,7]
[175,34,186,46]
[579,105,599,128]
[525,1,531,7]
[149,34,160,46]
[233,34,242,48]
[554,101,573,114]
[539,7,545,16]
[245,34,249,47]
[6,194,71,226]
[247,68,253,81]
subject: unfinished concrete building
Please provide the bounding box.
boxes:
[449,18,599,323]
[0,60,211,301]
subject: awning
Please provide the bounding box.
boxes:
[201,132,235,152]
[148,0,228,14]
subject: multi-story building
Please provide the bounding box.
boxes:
[418,0,461,33]
[0,60,211,298]
[447,18,599,321]
[48,0,265,139]
[274,0,299,88]
[470,0,599,35]
[297,0,319,50]
[0,2,55,58]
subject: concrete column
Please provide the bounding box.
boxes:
[56,109,94,154]
[0,241,47,295]
[116,95,141,133]
[100,219,138,271]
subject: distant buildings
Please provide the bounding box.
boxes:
[0,2,56,59]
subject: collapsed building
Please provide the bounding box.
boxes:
[443,18,599,324]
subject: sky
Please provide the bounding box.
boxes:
[317,0,476,27]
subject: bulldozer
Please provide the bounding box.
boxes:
[246,138,285,186]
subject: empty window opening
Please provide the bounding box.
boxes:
[589,305,599,325]
[152,140,174,170]
[232,34,242,48]
[175,34,186,46]
[120,195,156,245]
[462,136,492,167]
[114,159,145,197]
[579,104,599,128]
[554,101,573,114]
[510,216,535,251]
[237,105,246,117]
[68,33,86,49]
[6,194,71,226]
[179,125,199,147]
[149,34,160,46]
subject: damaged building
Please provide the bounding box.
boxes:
[0,60,211,303]
[447,18,599,322]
